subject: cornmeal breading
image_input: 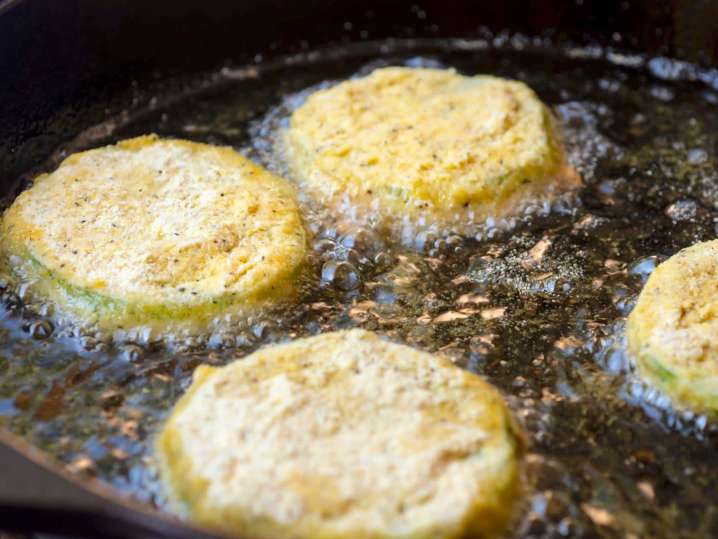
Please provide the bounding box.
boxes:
[157,329,524,539]
[0,135,308,333]
[285,67,579,236]
[628,240,718,419]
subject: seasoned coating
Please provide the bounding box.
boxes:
[157,329,524,539]
[628,240,718,419]
[285,67,580,235]
[0,135,308,333]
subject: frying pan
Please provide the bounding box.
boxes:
[1,1,718,538]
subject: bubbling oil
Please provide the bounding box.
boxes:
[1,38,718,538]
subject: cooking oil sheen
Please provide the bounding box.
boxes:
[1,39,718,538]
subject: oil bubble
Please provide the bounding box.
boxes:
[665,198,698,222]
[29,320,53,340]
[372,251,394,272]
[629,255,662,281]
[120,344,145,362]
[321,260,361,291]
[313,238,336,254]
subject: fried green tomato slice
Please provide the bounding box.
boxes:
[0,135,308,334]
[156,329,525,539]
[284,67,580,236]
[628,240,718,419]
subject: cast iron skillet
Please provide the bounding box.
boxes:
[1,1,717,537]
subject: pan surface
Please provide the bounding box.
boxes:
[2,2,718,539]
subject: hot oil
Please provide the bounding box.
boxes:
[1,39,718,538]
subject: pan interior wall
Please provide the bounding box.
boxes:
[2,0,717,192]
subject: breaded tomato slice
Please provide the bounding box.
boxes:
[628,240,718,419]
[157,329,525,539]
[0,135,308,335]
[285,67,579,238]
